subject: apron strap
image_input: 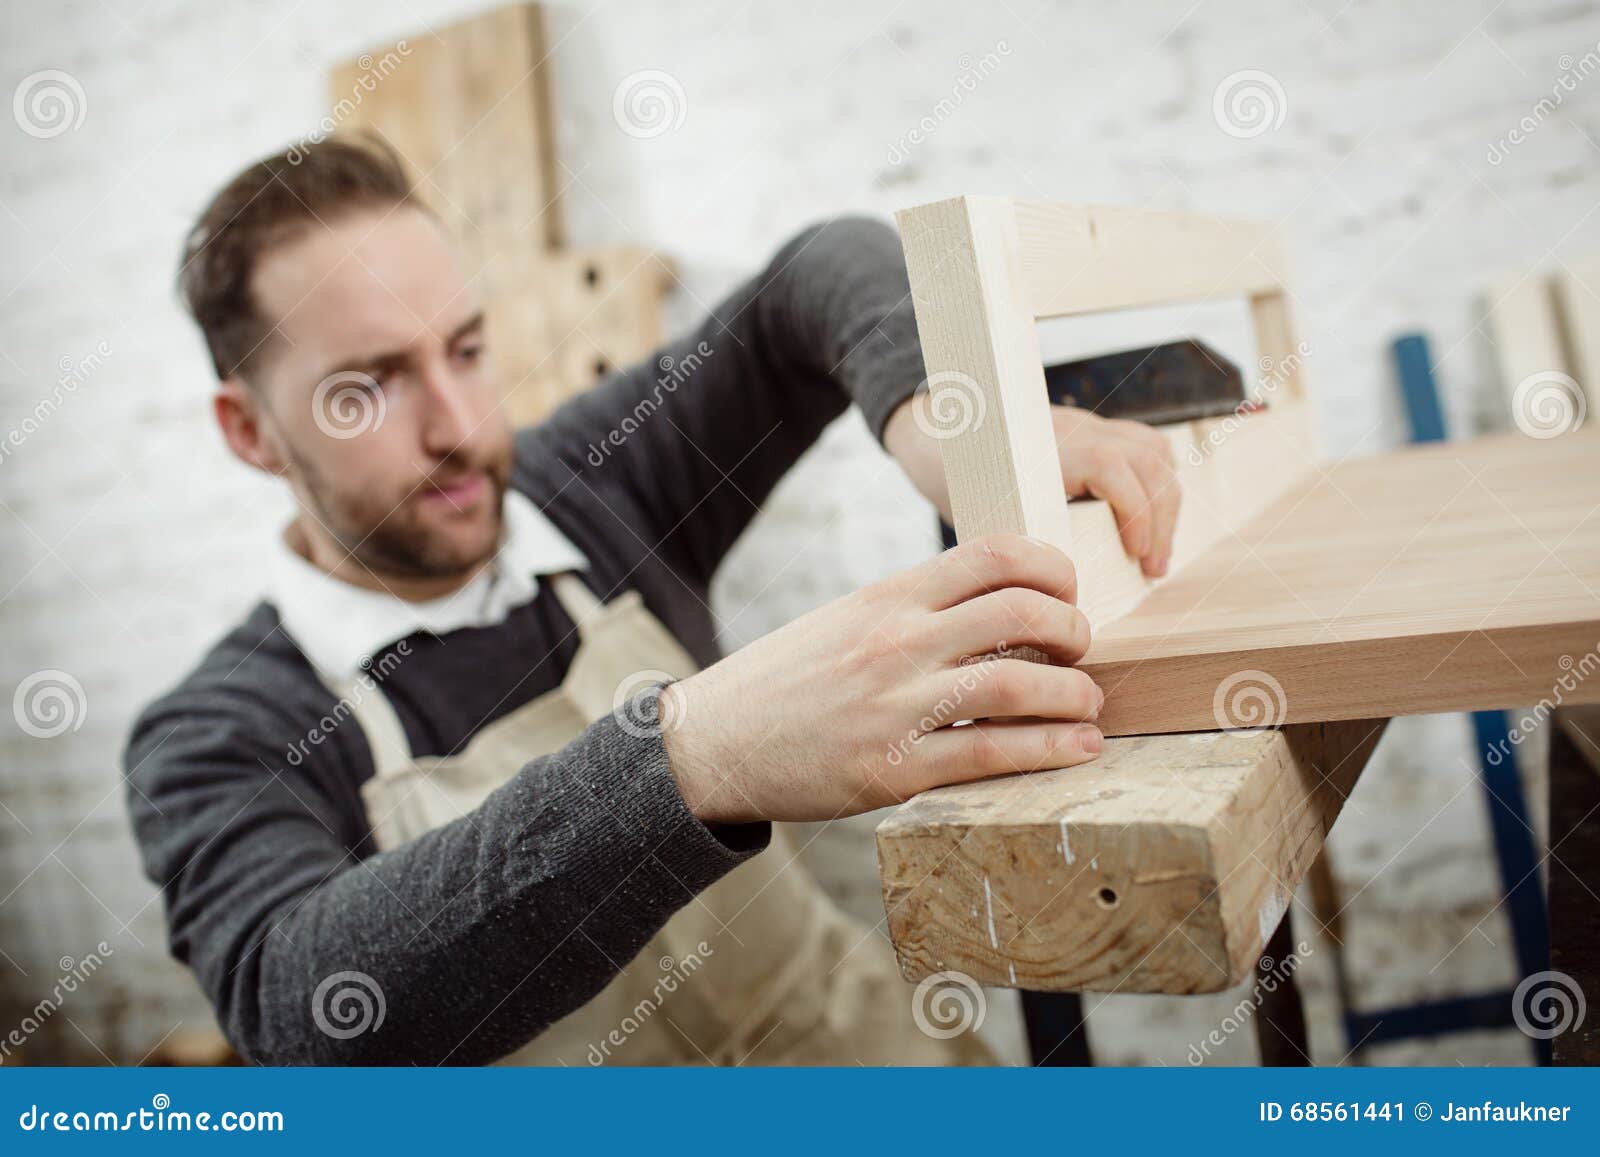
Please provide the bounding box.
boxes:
[547,572,606,636]
[323,571,601,783]
[327,671,414,781]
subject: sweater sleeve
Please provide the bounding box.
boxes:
[530,215,926,588]
[125,678,766,1065]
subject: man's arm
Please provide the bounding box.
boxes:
[126,662,764,1066]
[529,215,926,588]
[531,214,1179,586]
[128,535,1103,1065]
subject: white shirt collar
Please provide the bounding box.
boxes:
[270,489,588,679]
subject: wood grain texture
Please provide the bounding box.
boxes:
[329,3,563,286]
[1085,429,1600,735]
[1012,201,1289,319]
[895,196,1070,553]
[877,719,1387,992]
[488,246,674,425]
[1067,399,1316,627]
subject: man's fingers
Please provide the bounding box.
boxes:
[920,658,1102,723]
[913,718,1104,789]
[904,533,1078,611]
[1124,448,1181,577]
[1108,417,1176,465]
[926,587,1092,666]
[1082,448,1155,563]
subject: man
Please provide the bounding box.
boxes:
[125,137,1178,1065]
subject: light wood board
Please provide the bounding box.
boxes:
[1085,429,1600,736]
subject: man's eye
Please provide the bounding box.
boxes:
[455,343,484,365]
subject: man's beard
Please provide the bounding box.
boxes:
[293,449,510,581]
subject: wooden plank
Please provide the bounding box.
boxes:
[488,245,674,426]
[876,719,1387,993]
[1085,430,1600,736]
[895,196,1070,553]
[329,3,564,296]
[1553,260,1600,423]
[1012,201,1288,320]
[1486,272,1569,409]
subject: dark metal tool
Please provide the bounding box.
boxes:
[1043,337,1249,425]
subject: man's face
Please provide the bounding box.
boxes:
[248,206,513,581]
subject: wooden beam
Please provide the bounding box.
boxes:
[1012,201,1289,319]
[877,718,1387,993]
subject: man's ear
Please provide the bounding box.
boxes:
[214,377,289,476]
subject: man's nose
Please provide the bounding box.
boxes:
[417,362,480,455]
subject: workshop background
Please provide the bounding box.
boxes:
[2,0,1596,1065]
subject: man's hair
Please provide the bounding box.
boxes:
[178,134,419,380]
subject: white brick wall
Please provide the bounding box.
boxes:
[2,0,1593,1064]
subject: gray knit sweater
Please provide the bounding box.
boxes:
[124,216,928,1065]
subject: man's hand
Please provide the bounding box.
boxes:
[660,534,1102,825]
[883,393,1181,578]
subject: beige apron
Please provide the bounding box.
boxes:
[326,572,992,1066]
